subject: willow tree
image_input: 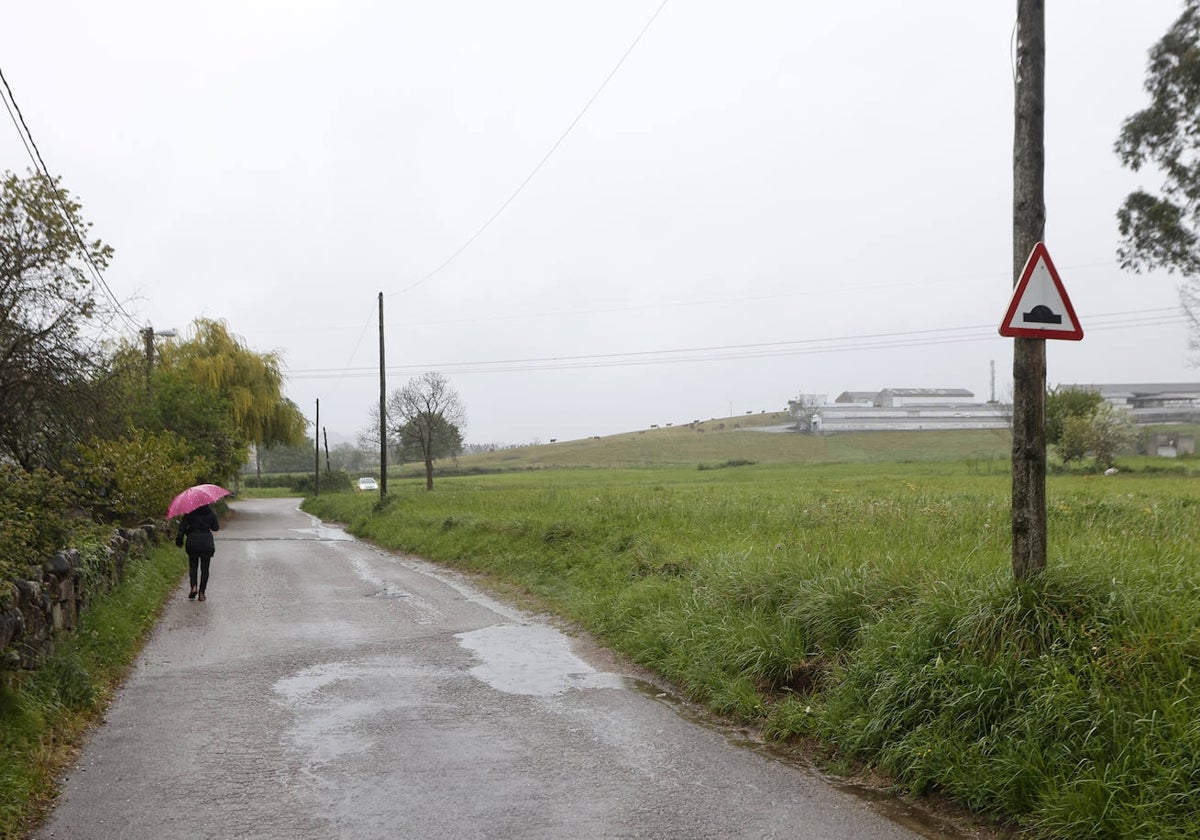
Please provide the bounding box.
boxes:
[156,319,308,480]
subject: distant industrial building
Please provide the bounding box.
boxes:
[790,388,1008,433]
[788,383,1200,435]
[1079,383,1200,425]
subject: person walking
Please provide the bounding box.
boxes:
[176,503,220,601]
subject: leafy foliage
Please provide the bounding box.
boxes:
[65,430,208,524]
[0,171,114,470]
[1045,385,1104,446]
[0,465,72,579]
[1046,387,1136,467]
[1116,2,1200,349]
[253,441,318,474]
[396,415,463,465]
[148,319,308,481]
[1058,405,1137,467]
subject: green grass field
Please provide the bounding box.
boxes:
[306,428,1200,838]
[441,414,1015,471]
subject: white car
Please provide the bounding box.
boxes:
[356,477,379,492]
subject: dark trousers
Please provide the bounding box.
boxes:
[188,553,213,593]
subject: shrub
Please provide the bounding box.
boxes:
[292,470,352,494]
[66,430,209,524]
[0,465,72,580]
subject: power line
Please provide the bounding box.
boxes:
[238,259,1139,339]
[0,64,140,334]
[378,260,1135,330]
[286,308,1186,380]
[386,0,671,300]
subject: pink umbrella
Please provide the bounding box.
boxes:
[167,483,232,519]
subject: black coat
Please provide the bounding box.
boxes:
[177,504,220,555]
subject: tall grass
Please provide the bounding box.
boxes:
[305,462,1200,837]
[0,544,183,837]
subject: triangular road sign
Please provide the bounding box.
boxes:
[999,242,1083,340]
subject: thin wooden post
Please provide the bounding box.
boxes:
[379,292,388,498]
[1012,0,1047,580]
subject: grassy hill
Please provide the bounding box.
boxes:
[449,412,1012,471]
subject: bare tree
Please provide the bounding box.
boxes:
[788,393,823,433]
[386,372,466,490]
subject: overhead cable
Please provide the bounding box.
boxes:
[286,307,1185,380]
[386,0,671,300]
[0,64,140,334]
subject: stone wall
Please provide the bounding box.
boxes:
[0,523,163,671]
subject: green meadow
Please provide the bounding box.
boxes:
[305,426,1200,838]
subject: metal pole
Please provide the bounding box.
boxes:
[314,398,320,496]
[1011,0,1047,581]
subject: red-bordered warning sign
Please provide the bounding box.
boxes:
[999,242,1083,340]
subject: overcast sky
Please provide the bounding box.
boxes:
[2,2,1192,445]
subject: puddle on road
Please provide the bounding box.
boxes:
[272,659,425,770]
[286,510,357,541]
[288,524,355,541]
[456,624,626,697]
[273,661,359,704]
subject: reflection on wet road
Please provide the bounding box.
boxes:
[457,624,627,696]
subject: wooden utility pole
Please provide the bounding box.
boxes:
[1011,0,1047,580]
[323,427,331,474]
[379,292,388,498]
[142,326,154,392]
[314,398,321,496]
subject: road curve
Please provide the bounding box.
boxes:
[35,498,968,840]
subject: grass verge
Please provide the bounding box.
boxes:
[304,463,1200,838]
[0,544,183,838]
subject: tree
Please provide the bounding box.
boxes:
[1046,385,1135,468]
[789,393,822,433]
[253,441,318,474]
[1058,404,1136,468]
[385,372,466,490]
[330,442,371,473]
[0,170,115,469]
[1045,385,1104,446]
[1091,405,1137,467]
[154,319,308,481]
[397,415,464,468]
[1116,2,1200,345]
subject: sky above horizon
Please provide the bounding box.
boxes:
[2,2,1194,446]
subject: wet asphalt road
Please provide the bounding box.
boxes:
[34,498,959,840]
